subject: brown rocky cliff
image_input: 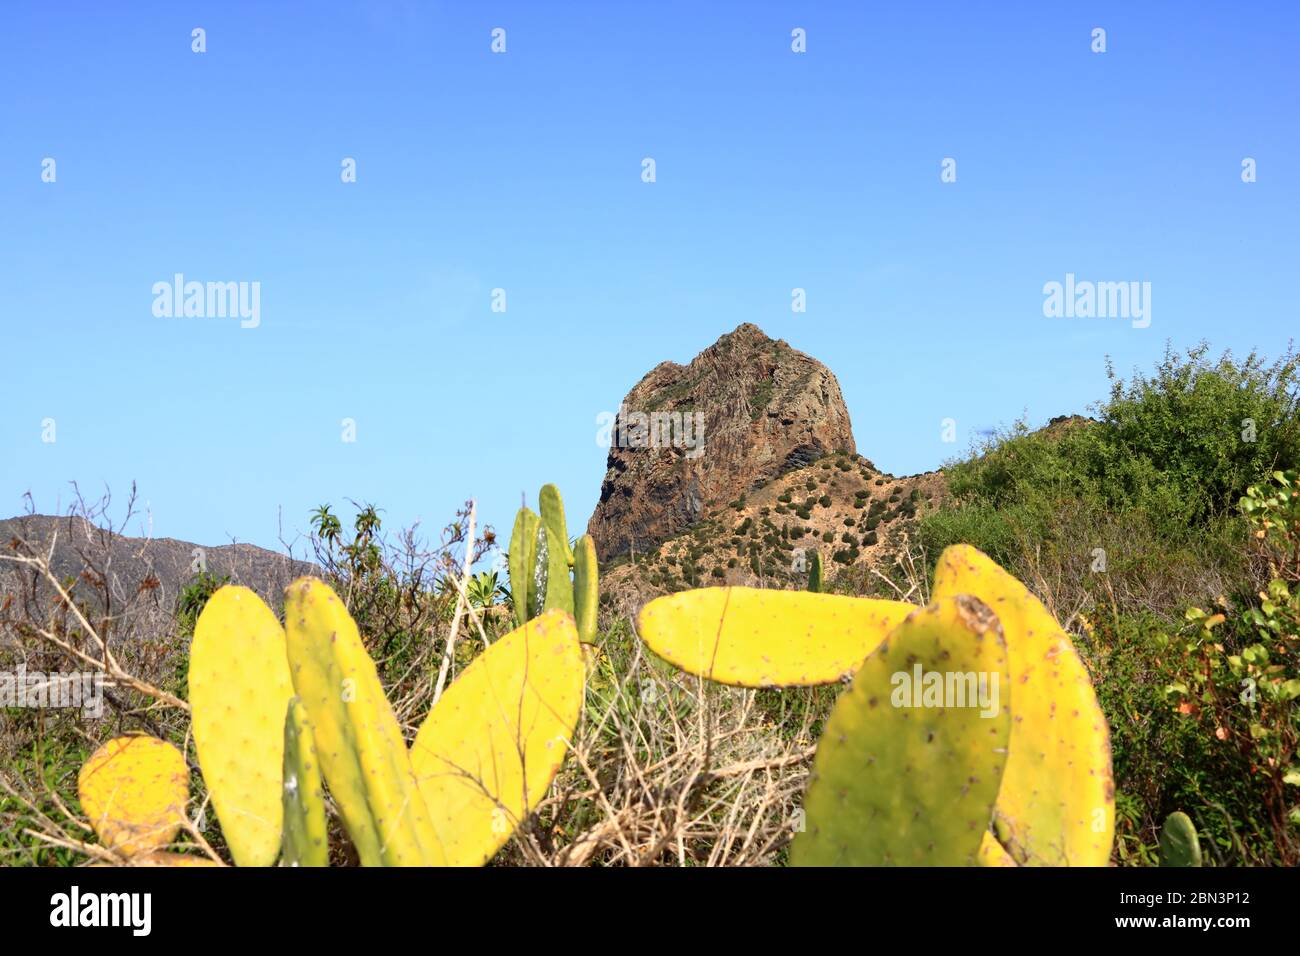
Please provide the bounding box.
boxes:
[586,323,856,560]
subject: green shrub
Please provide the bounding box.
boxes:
[921,343,1300,564]
[1158,470,1300,864]
[913,345,1300,865]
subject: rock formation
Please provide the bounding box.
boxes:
[587,323,856,560]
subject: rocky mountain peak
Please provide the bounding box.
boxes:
[586,324,856,560]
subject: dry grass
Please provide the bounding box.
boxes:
[0,494,828,867]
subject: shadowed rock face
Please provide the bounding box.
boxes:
[586,323,856,561]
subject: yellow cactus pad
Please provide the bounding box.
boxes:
[932,544,1115,866]
[637,587,915,687]
[411,609,584,866]
[189,585,295,867]
[285,577,444,866]
[78,736,189,858]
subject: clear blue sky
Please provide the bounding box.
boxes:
[3,1,1297,557]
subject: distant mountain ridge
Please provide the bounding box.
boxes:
[0,514,313,640]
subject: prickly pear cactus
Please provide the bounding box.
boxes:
[410,609,584,866]
[1158,811,1202,866]
[791,596,1011,865]
[78,736,189,858]
[931,544,1114,866]
[509,486,597,636]
[637,587,914,687]
[539,483,574,567]
[539,521,574,616]
[189,585,294,867]
[572,534,599,644]
[284,576,444,866]
[281,697,328,867]
[508,507,540,628]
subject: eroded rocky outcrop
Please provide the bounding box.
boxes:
[587,323,856,560]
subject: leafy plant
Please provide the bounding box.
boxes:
[465,570,507,609]
[1162,470,1300,863]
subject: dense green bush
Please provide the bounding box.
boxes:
[921,343,1300,566]
[916,343,1300,865]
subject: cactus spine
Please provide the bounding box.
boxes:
[284,577,445,866]
[1158,811,1202,866]
[281,697,329,867]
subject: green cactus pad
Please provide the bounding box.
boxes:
[1158,811,1202,867]
[281,697,328,867]
[539,483,574,567]
[284,577,444,866]
[508,507,540,629]
[538,522,574,617]
[792,595,1011,866]
[572,534,599,644]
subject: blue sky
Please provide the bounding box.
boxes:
[3,1,1297,558]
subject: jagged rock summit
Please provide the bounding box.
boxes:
[586,323,856,560]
